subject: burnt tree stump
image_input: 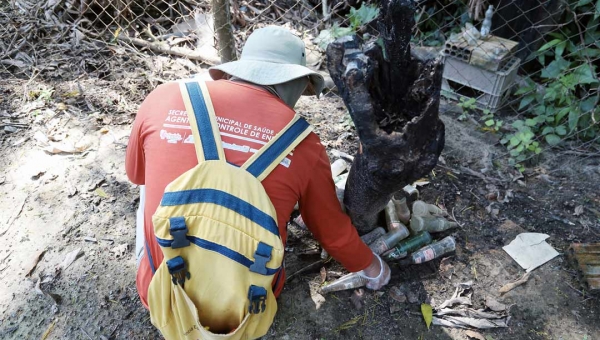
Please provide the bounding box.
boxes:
[326,0,445,233]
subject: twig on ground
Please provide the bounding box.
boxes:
[286,259,325,282]
[116,34,221,65]
[565,281,597,300]
[450,207,465,228]
[499,272,531,294]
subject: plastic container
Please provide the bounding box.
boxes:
[411,216,458,233]
[360,227,386,245]
[319,272,369,294]
[393,197,411,224]
[385,231,433,260]
[410,236,456,264]
[369,225,410,255]
[412,200,445,217]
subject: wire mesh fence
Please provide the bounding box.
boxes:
[1,0,599,169]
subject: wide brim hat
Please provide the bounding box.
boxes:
[209,26,324,96]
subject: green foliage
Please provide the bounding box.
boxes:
[413,1,469,46]
[504,0,600,170]
[457,97,476,121]
[314,3,380,50]
[482,109,503,132]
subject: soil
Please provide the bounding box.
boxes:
[1,50,600,340]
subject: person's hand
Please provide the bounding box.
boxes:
[358,253,391,290]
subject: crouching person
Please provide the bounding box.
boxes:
[125,26,390,339]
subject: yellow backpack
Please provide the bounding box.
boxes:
[148,81,312,339]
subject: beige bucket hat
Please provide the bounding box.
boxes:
[209,26,324,96]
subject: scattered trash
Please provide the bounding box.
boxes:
[319,272,368,294]
[434,282,510,329]
[410,216,458,233]
[573,205,584,216]
[499,272,531,294]
[385,231,433,261]
[392,196,411,224]
[0,176,5,185]
[360,227,386,245]
[84,236,98,243]
[403,184,419,201]
[330,149,354,162]
[4,126,18,133]
[412,200,446,217]
[567,243,600,292]
[61,248,83,269]
[110,244,129,258]
[410,236,456,264]
[389,286,407,303]
[368,225,410,255]
[413,179,431,187]
[384,200,403,231]
[350,289,365,310]
[25,249,47,277]
[421,303,433,329]
[503,233,559,272]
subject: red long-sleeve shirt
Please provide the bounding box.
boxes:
[125,80,373,307]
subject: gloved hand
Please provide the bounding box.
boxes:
[358,253,391,290]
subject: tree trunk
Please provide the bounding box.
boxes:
[212,0,237,62]
[326,0,445,233]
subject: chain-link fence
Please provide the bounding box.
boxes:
[1,0,599,168]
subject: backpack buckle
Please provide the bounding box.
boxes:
[248,285,267,314]
[169,217,190,249]
[166,256,191,287]
[249,242,272,275]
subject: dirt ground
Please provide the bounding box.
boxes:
[1,56,600,340]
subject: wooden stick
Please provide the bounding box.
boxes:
[499,272,531,294]
[116,35,221,66]
[286,259,324,282]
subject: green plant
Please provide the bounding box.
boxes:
[413,1,470,46]
[482,109,503,132]
[314,3,380,50]
[457,97,476,121]
[503,0,600,170]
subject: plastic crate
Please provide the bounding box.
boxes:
[441,78,512,113]
[442,54,520,96]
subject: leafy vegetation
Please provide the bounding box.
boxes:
[314,3,380,50]
[501,0,600,170]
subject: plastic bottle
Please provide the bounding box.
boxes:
[412,200,446,217]
[368,224,410,255]
[410,215,458,233]
[410,236,456,264]
[384,200,402,231]
[292,214,307,229]
[384,231,433,260]
[392,196,411,224]
[360,227,386,245]
[330,159,348,178]
[319,272,369,294]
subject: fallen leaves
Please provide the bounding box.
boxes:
[465,330,486,340]
[573,205,584,216]
[61,248,83,269]
[499,272,531,294]
[421,303,433,329]
[25,249,47,277]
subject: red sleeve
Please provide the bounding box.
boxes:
[298,145,373,272]
[125,100,147,185]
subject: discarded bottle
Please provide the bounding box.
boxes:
[330,159,348,178]
[360,227,386,245]
[403,184,419,202]
[319,272,369,294]
[368,224,410,255]
[412,200,446,217]
[410,215,458,233]
[384,200,402,231]
[410,236,456,264]
[392,196,411,225]
[384,231,433,260]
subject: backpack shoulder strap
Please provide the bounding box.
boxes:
[179,80,226,162]
[242,115,312,181]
